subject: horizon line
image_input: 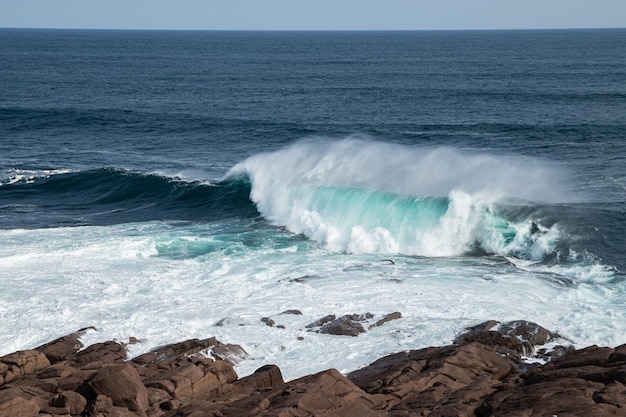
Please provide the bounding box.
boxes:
[1,26,625,32]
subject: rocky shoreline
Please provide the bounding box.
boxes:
[2,319,626,417]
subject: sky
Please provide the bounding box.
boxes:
[1,0,625,31]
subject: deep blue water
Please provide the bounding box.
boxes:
[0,30,625,372]
[2,28,624,267]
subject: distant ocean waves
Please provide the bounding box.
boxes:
[0,168,258,228]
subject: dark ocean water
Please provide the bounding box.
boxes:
[1,29,625,379]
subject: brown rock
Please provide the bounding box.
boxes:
[35,327,93,363]
[368,312,402,329]
[170,368,384,417]
[349,342,516,415]
[88,394,113,414]
[0,386,51,411]
[39,404,70,415]
[35,362,76,379]
[51,390,87,415]
[269,368,384,417]
[89,363,149,413]
[455,319,571,363]
[0,350,51,384]
[73,340,127,365]
[235,365,284,394]
[305,314,336,328]
[56,369,97,391]
[0,396,40,417]
[609,344,626,363]
[320,315,366,336]
[109,406,142,417]
[146,387,171,407]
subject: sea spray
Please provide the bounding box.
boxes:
[228,138,572,259]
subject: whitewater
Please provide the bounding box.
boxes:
[1,138,623,381]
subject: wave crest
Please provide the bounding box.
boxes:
[228,138,572,258]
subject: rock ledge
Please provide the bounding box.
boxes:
[2,321,625,417]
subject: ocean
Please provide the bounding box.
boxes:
[1,28,625,380]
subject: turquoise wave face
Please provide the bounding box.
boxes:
[248,181,560,260]
[301,186,450,236]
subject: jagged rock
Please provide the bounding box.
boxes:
[168,368,383,417]
[0,386,50,416]
[455,319,572,362]
[83,394,113,415]
[133,337,247,370]
[305,314,336,328]
[3,323,626,417]
[348,342,516,415]
[320,315,367,336]
[34,327,94,363]
[307,312,398,336]
[89,363,149,413]
[368,311,402,329]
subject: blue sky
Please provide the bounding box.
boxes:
[1,0,625,30]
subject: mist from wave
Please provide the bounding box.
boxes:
[229,138,568,252]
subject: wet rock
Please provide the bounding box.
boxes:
[305,314,336,328]
[279,309,302,315]
[455,319,572,363]
[260,317,275,327]
[306,312,399,336]
[348,342,516,415]
[368,311,402,329]
[320,315,367,337]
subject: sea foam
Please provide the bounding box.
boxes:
[228,138,571,258]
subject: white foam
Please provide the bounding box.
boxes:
[226,138,578,258]
[0,221,624,381]
[229,137,574,203]
[0,168,74,186]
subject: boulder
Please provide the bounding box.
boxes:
[88,363,149,413]
[235,365,284,394]
[0,396,40,417]
[1,350,50,384]
[51,390,87,415]
[320,315,367,337]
